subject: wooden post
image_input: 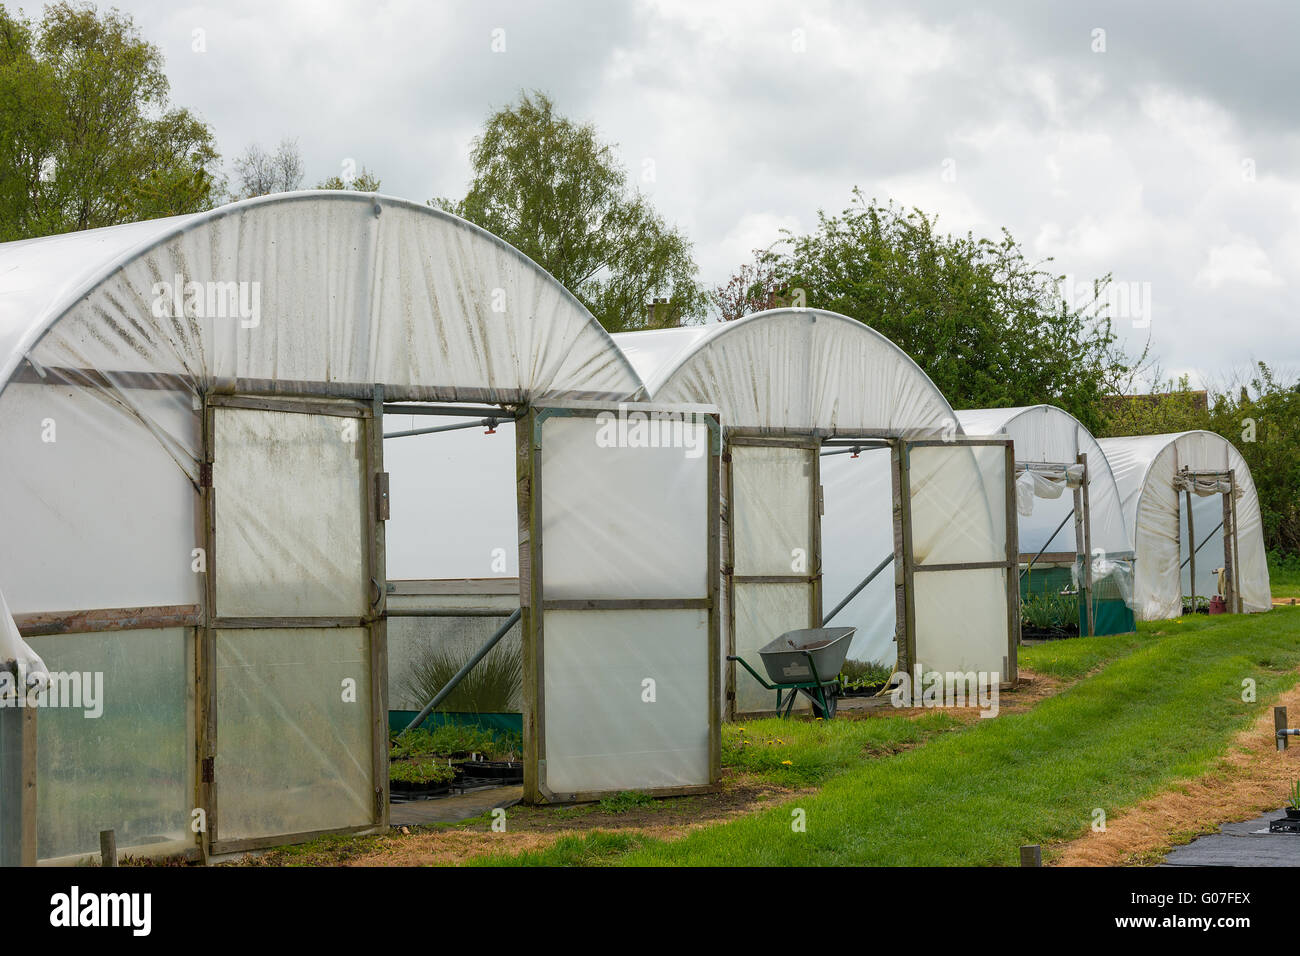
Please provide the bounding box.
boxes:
[1221,479,1236,613]
[367,385,389,828]
[517,407,542,803]
[100,829,117,867]
[1228,471,1243,613]
[1185,486,1196,614]
[893,442,917,674]
[1020,844,1042,867]
[21,707,35,866]
[1276,706,1288,752]
[1077,453,1094,637]
[1004,442,1020,679]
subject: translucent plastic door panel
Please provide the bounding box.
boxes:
[519,404,720,803]
[898,439,1017,681]
[205,397,385,852]
[726,440,820,717]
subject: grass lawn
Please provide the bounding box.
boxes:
[474,606,1300,866]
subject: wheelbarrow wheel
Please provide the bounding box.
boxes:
[811,685,839,719]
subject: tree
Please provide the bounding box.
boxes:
[437,91,706,332]
[0,2,219,241]
[317,166,381,191]
[230,138,304,199]
[729,190,1139,432]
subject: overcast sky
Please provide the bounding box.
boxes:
[20,0,1299,390]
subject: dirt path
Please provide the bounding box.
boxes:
[245,668,1068,866]
[341,778,810,866]
[1050,677,1300,866]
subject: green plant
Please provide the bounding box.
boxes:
[389,759,456,786]
[1021,591,1078,630]
[401,640,523,715]
[597,791,656,813]
[1288,779,1300,811]
[838,659,893,691]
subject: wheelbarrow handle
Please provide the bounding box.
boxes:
[727,654,777,690]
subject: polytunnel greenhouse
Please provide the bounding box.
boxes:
[0,191,723,864]
[1098,431,1270,620]
[955,405,1136,637]
[615,309,1022,718]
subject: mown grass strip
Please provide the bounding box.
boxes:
[476,608,1300,866]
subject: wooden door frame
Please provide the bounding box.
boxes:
[199,391,388,857]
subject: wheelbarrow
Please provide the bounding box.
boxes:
[727,626,856,718]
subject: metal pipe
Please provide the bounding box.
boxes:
[819,446,863,458]
[1180,520,1225,570]
[384,417,499,439]
[822,553,894,625]
[385,607,517,617]
[402,608,522,734]
[383,403,517,418]
[1019,507,1075,579]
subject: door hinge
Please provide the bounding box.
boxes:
[375,472,390,521]
[199,462,213,488]
[201,756,215,783]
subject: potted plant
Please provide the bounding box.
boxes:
[390,758,457,796]
[1287,780,1300,820]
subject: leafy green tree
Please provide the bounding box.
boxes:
[725,190,1138,432]
[437,91,706,332]
[1100,373,1210,437]
[0,2,219,241]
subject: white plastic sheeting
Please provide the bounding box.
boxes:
[1098,431,1270,619]
[0,192,643,618]
[908,443,1012,677]
[616,309,956,436]
[0,192,652,855]
[615,310,1014,682]
[532,410,714,796]
[26,627,193,861]
[956,405,1131,559]
[1,587,44,678]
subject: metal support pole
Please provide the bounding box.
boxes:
[402,608,522,734]
[822,553,894,626]
[384,417,500,439]
[382,403,518,418]
[1180,520,1225,569]
[1020,508,1075,580]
